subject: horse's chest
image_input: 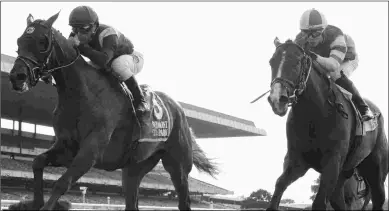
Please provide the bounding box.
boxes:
[54,105,102,133]
[302,150,323,169]
[53,107,77,137]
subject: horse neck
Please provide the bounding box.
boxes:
[50,35,109,105]
[295,67,331,117]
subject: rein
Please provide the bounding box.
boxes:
[268,41,349,118]
[270,43,313,107]
[16,25,80,86]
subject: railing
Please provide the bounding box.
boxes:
[1,200,234,210]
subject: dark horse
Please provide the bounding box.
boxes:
[266,38,388,210]
[8,12,218,211]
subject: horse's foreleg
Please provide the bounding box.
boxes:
[267,152,309,211]
[32,146,66,209]
[40,131,104,210]
[329,174,347,210]
[122,151,162,210]
[312,154,342,210]
[32,152,51,209]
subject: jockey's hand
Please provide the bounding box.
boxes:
[77,44,93,55]
[68,35,80,47]
[307,50,318,60]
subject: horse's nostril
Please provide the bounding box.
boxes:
[279,95,289,104]
[16,73,27,81]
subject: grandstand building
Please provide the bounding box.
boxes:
[1,54,266,209]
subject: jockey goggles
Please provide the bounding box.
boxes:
[72,24,93,34]
[302,29,323,38]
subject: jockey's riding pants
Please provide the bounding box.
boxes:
[328,54,359,80]
[111,51,144,81]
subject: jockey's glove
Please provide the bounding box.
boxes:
[306,50,318,61]
[77,44,92,55]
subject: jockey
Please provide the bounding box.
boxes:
[295,8,374,121]
[67,6,150,127]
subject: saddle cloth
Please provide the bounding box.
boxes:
[336,85,379,136]
[120,83,172,142]
[138,85,172,142]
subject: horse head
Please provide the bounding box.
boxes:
[9,12,79,93]
[267,38,313,116]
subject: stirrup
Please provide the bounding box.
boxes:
[361,109,374,121]
[136,103,150,114]
[139,101,150,111]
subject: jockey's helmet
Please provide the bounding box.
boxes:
[299,8,328,31]
[69,6,99,27]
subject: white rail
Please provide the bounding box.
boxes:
[1,200,235,210]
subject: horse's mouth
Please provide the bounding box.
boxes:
[277,109,288,117]
[12,82,30,93]
[270,103,288,117]
[273,107,288,117]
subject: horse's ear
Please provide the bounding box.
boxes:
[44,10,60,28]
[274,37,282,47]
[27,14,34,25]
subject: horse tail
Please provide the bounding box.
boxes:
[189,127,220,178]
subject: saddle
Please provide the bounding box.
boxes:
[310,60,379,137]
[335,85,379,136]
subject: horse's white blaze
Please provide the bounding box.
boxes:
[276,51,286,78]
[270,50,286,104]
[270,83,283,102]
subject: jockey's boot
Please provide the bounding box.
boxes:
[335,73,374,121]
[124,76,151,125]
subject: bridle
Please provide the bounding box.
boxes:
[270,42,313,107]
[15,23,80,86]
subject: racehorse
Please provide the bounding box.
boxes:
[8,12,219,211]
[266,38,388,210]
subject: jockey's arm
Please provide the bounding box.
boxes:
[315,35,347,73]
[78,35,118,69]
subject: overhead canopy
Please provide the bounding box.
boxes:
[1,54,266,138]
